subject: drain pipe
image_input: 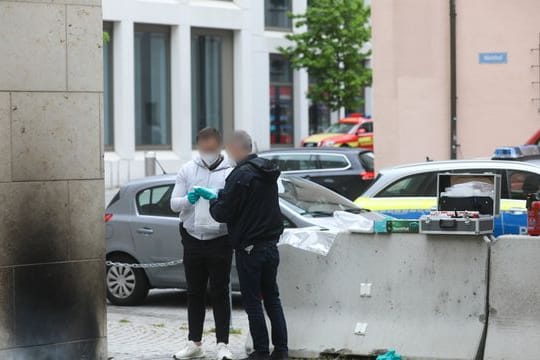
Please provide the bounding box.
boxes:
[450,0,458,159]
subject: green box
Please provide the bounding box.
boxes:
[386,220,420,233]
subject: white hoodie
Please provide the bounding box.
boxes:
[170,155,233,240]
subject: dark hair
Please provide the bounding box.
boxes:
[196,127,222,144]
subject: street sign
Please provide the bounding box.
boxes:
[479,52,508,64]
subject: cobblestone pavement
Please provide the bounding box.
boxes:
[107,290,249,360]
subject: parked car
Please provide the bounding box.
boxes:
[105,174,363,305]
[259,147,375,200]
[354,159,540,236]
[300,114,374,149]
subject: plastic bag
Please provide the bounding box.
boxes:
[333,211,374,233]
[194,199,221,232]
[279,227,338,256]
[376,350,402,360]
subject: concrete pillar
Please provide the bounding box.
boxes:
[0,0,106,358]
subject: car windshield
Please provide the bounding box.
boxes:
[325,122,355,134]
[279,176,361,217]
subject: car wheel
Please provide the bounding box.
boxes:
[106,254,149,306]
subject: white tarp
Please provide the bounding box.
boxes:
[279,211,378,255]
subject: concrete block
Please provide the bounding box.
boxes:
[0,93,10,182]
[0,2,66,91]
[0,268,14,349]
[67,5,104,91]
[0,181,70,266]
[68,180,105,260]
[11,92,101,181]
[8,0,100,5]
[13,260,105,347]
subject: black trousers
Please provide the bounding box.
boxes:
[236,242,288,354]
[181,226,233,344]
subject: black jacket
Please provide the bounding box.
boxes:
[210,154,284,250]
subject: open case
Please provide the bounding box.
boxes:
[419,172,501,235]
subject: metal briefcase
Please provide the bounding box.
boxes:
[419,172,501,235]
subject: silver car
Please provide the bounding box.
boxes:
[105,174,363,305]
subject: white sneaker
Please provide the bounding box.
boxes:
[216,342,233,360]
[173,341,205,359]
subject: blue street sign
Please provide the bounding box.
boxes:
[479,52,508,64]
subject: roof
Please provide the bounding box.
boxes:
[361,159,540,198]
[259,147,372,155]
[339,117,371,124]
[379,159,540,173]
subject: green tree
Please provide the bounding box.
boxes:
[279,0,371,114]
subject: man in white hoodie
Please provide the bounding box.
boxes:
[170,128,233,360]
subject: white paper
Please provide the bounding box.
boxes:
[354,322,368,336]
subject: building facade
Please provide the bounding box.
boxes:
[0,0,106,357]
[372,0,540,170]
[102,0,332,189]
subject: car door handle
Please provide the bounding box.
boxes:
[322,178,335,183]
[136,227,154,235]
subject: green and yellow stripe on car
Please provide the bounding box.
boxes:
[354,197,527,236]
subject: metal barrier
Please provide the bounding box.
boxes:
[278,233,489,359]
[484,235,540,359]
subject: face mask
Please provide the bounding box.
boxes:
[200,152,220,167]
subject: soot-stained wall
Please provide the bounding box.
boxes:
[0,0,106,358]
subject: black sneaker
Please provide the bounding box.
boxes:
[270,351,289,360]
[246,352,270,360]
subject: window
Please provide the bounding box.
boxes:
[318,154,350,170]
[309,103,331,135]
[279,176,359,216]
[270,54,294,146]
[191,28,234,145]
[325,122,355,134]
[377,172,437,198]
[265,0,292,30]
[358,122,373,134]
[508,170,540,200]
[103,22,114,150]
[272,154,318,172]
[450,169,508,198]
[134,24,171,149]
[136,185,176,217]
[308,76,331,134]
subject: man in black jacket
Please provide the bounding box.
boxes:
[209,131,288,360]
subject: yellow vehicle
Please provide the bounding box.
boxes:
[301,114,373,149]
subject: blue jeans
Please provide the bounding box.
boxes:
[236,243,288,354]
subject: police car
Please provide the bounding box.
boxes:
[354,146,540,236]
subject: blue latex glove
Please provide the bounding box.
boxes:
[376,350,401,360]
[187,190,200,205]
[194,186,217,200]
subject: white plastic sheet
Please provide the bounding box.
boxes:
[333,211,374,233]
[279,226,339,256]
[279,212,382,255]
